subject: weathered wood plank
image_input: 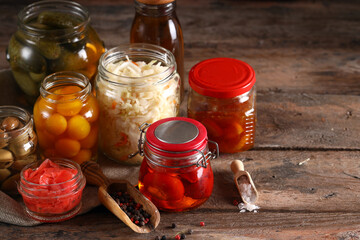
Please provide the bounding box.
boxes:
[256,92,360,150]
[0,1,359,95]
[1,150,359,239]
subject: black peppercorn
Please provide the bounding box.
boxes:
[180,233,186,239]
[161,235,167,240]
[171,223,177,228]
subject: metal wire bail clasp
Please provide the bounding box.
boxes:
[128,122,151,159]
[196,140,219,168]
[137,123,151,156]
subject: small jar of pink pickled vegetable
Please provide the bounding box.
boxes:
[18,158,86,222]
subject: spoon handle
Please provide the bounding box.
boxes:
[81,161,111,187]
[231,160,245,174]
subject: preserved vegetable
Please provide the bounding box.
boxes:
[18,158,86,222]
[34,72,99,164]
[137,117,218,212]
[96,44,180,165]
[188,58,256,153]
[7,0,104,102]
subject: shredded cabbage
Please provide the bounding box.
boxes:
[97,59,180,164]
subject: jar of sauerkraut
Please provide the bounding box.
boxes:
[96,43,181,165]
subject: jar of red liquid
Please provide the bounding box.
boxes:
[33,71,99,164]
[18,158,86,222]
[137,117,218,212]
[188,58,256,153]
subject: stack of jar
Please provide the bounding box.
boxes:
[5,0,257,215]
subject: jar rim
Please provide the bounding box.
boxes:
[0,105,32,138]
[19,158,84,192]
[17,0,90,39]
[97,43,177,87]
[40,71,91,102]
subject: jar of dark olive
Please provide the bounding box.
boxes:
[0,106,37,196]
[188,58,256,153]
[6,0,105,103]
[137,117,218,212]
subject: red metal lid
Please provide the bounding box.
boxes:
[188,58,256,98]
[145,117,208,157]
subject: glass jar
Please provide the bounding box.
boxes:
[96,43,181,165]
[33,71,99,164]
[0,106,37,195]
[137,117,218,212]
[130,0,184,100]
[18,158,86,222]
[6,0,105,103]
[187,58,256,153]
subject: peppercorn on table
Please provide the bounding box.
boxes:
[0,0,360,239]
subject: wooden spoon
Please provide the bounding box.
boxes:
[80,161,160,233]
[230,160,259,204]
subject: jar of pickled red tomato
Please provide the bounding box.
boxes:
[6,0,104,103]
[188,58,256,153]
[33,71,99,164]
[137,117,218,212]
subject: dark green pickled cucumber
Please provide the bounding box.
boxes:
[8,35,47,74]
[36,39,62,60]
[11,68,39,97]
[50,49,88,72]
[37,11,82,29]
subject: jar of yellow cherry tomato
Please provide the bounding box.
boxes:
[33,71,99,164]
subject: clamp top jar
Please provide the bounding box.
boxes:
[7,0,104,103]
[137,117,218,212]
[187,58,256,153]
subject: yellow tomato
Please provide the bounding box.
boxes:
[67,115,91,140]
[80,125,98,149]
[45,113,67,135]
[72,149,92,165]
[55,138,81,158]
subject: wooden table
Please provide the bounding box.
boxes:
[1,0,360,239]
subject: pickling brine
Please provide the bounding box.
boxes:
[7,0,104,102]
[137,117,218,212]
[33,71,99,164]
[96,44,180,165]
[187,58,256,153]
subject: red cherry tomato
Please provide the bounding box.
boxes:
[143,173,184,201]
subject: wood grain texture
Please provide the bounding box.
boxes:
[1,151,359,239]
[0,0,359,239]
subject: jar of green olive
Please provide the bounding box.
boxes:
[0,106,37,196]
[6,0,105,103]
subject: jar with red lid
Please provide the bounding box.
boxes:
[137,117,218,212]
[187,58,256,153]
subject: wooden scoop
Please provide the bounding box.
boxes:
[80,161,160,233]
[230,160,259,204]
